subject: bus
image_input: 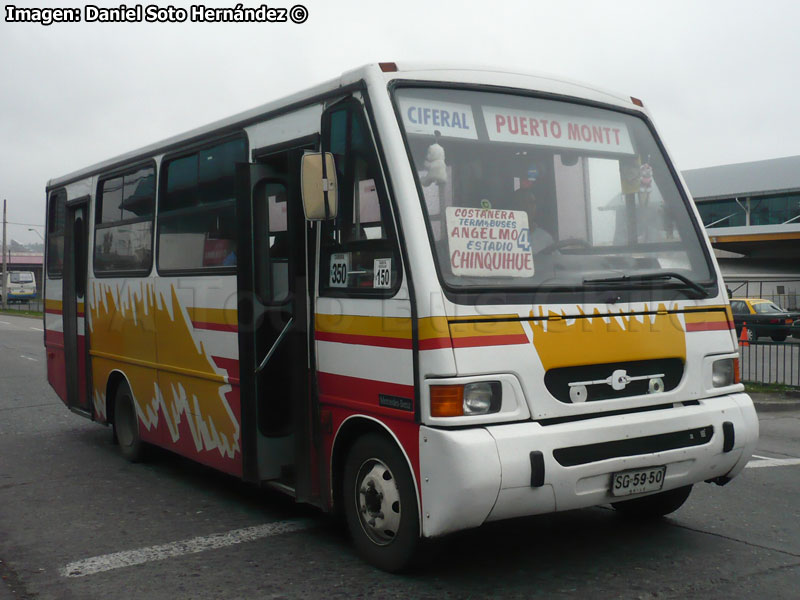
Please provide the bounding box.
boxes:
[2,270,37,302]
[44,63,758,571]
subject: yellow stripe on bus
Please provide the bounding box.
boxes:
[45,299,62,311]
[683,307,729,326]
[448,315,526,339]
[315,314,413,339]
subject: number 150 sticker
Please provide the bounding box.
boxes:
[373,258,392,289]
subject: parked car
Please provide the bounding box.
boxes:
[792,319,800,340]
[730,297,798,342]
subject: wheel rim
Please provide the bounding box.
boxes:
[116,393,136,449]
[354,458,401,546]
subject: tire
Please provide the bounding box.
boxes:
[113,381,146,462]
[342,433,420,572]
[612,484,692,518]
[747,328,758,341]
[771,334,787,342]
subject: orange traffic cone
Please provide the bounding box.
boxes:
[739,323,749,347]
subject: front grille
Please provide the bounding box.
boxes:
[553,425,713,467]
[545,358,684,403]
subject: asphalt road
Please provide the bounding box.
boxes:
[1,313,799,599]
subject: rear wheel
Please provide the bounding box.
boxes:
[771,333,787,342]
[342,434,420,572]
[113,382,145,462]
[747,328,758,341]
[612,484,692,518]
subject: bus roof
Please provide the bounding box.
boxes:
[47,63,639,191]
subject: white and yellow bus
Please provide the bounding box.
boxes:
[44,63,758,571]
[2,270,37,302]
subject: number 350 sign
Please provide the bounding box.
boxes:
[329,253,350,288]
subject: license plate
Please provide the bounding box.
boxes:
[610,466,666,497]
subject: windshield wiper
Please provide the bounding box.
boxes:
[583,271,710,299]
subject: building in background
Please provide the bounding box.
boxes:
[683,155,800,309]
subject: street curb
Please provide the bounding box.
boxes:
[750,391,800,413]
[0,311,42,320]
[753,401,800,413]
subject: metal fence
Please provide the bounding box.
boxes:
[739,340,800,387]
[0,298,43,313]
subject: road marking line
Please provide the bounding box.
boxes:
[30,327,43,331]
[60,519,313,578]
[752,454,773,460]
[20,355,37,362]
[746,457,800,469]
[0,321,10,325]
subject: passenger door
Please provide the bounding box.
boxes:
[62,199,92,413]
[236,143,316,503]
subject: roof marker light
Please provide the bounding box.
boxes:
[631,97,644,107]
[379,62,398,73]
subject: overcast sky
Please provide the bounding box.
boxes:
[1,0,798,245]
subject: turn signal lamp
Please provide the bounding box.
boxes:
[430,385,464,417]
[379,62,399,72]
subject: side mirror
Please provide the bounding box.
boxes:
[300,152,338,220]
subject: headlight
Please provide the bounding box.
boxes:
[712,358,739,387]
[430,382,502,417]
[463,382,501,415]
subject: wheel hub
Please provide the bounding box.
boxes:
[356,459,401,545]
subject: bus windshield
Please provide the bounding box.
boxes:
[10,272,34,284]
[394,87,715,298]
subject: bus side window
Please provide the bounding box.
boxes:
[319,101,401,295]
[47,189,67,279]
[94,164,155,275]
[157,137,247,273]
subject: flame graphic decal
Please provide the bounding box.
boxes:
[89,281,239,460]
[529,304,686,371]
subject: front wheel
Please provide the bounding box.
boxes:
[612,484,692,518]
[113,381,146,462]
[342,434,420,572]
[747,328,758,341]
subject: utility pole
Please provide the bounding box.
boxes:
[1,199,7,310]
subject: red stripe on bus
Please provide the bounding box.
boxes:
[45,329,65,347]
[418,336,452,350]
[192,321,239,333]
[686,321,732,332]
[315,330,413,349]
[45,309,83,317]
[318,372,415,416]
[451,333,530,348]
[212,356,241,386]
[316,331,454,351]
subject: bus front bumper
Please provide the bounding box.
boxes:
[418,393,757,539]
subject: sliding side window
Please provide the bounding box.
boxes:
[158,137,247,273]
[320,100,401,295]
[94,163,155,275]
